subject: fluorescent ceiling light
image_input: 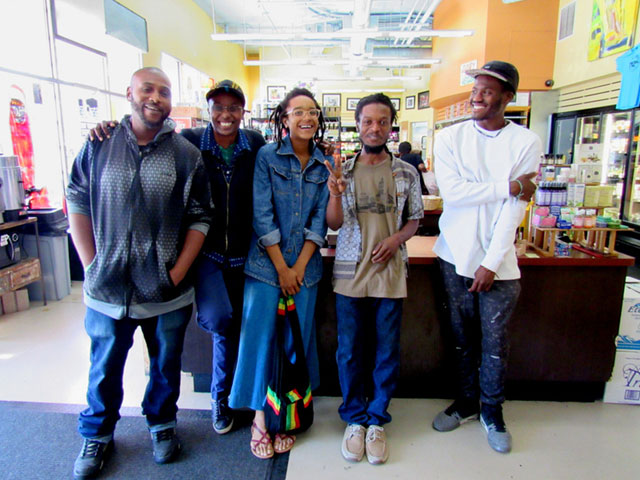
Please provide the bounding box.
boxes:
[244,58,439,67]
[365,88,405,92]
[309,75,422,82]
[321,88,406,93]
[212,28,473,42]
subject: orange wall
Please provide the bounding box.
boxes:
[485,0,558,91]
[431,0,558,109]
[430,0,489,109]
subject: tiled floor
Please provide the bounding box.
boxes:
[1,282,639,479]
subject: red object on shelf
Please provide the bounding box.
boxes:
[8,85,50,208]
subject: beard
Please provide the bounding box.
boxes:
[131,100,169,129]
[363,143,386,154]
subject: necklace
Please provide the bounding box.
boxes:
[473,120,510,138]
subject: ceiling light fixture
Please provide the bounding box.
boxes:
[211,28,473,42]
[308,75,422,82]
[244,58,439,67]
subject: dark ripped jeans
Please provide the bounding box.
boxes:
[439,259,521,406]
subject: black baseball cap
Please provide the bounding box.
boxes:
[206,79,245,105]
[466,60,519,93]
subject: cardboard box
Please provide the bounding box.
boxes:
[604,283,640,404]
[604,341,640,405]
[15,289,29,311]
[619,284,640,339]
[1,292,17,315]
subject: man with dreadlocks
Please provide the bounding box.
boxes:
[325,93,423,465]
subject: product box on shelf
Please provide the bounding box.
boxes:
[567,183,585,207]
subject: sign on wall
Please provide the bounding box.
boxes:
[460,60,477,86]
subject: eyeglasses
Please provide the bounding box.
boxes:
[285,108,321,118]
[211,104,245,114]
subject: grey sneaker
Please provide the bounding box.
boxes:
[212,398,234,434]
[73,438,113,479]
[151,428,181,464]
[341,424,365,462]
[480,404,512,453]
[432,399,479,432]
[365,425,389,465]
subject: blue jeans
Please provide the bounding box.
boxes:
[439,259,521,405]
[78,305,192,439]
[335,294,402,427]
[194,256,244,401]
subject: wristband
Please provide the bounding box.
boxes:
[515,179,524,198]
[330,192,343,198]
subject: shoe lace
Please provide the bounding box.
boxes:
[81,440,103,457]
[346,424,364,440]
[154,429,174,442]
[213,399,228,419]
[366,426,384,442]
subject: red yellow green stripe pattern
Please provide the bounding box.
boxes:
[266,386,281,415]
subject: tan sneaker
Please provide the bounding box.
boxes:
[341,424,365,462]
[365,425,389,465]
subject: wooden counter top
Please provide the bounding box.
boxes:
[322,235,634,267]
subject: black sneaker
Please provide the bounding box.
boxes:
[151,428,181,464]
[432,398,479,432]
[212,398,234,434]
[73,438,113,479]
[480,404,512,453]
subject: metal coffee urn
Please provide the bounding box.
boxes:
[0,155,26,221]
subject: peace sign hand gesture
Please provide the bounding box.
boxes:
[324,159,345,197]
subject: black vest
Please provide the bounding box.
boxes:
[180,127,266,260]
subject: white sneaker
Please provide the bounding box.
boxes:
[365,425,389,465]
[341,424,365,462]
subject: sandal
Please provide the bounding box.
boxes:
[250,422,274,459]
[274,433,296,454]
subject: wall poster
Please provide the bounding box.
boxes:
[588,0,639,61]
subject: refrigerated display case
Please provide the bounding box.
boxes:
[551,108,633,224]
[624,110,640,223]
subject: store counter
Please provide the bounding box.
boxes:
[182,236,633,401]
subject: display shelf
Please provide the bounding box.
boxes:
[528,225,620,257]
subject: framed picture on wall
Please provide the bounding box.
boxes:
[391,98,401,111]
[346,97,359,111]
[267,86,286,103]
[405,95,415,110]
[323,93,341,107]
[418,90,430,109]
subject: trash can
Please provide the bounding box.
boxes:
[23,208,71,301]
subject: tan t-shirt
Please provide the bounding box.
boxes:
[334,158,407,298]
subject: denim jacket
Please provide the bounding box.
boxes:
[334,154,424,279]
[244,136,331,287]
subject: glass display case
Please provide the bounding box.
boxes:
[576,115,601,144]
[552,108,635,225]
[602,112,631,213]
[624,110,640,223]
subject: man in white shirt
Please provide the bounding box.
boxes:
[431,61,540,454]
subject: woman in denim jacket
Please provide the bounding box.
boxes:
[229,88,332,459]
